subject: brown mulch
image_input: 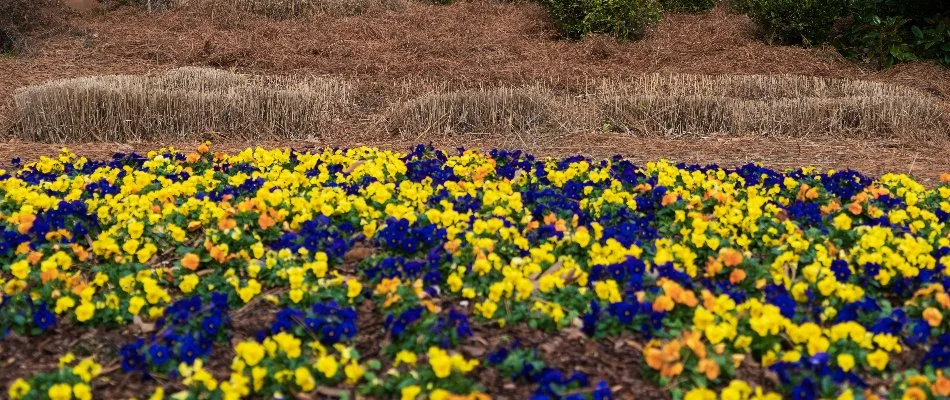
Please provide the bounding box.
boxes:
[1,1,949,146]
[0,325,125,383]
[469,323,671,399]
[0,2,948,181]
[0,324,160,398]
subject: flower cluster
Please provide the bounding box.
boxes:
[1,295,57,336]
[487,343,614,400]
[119,293,232,374]
[7,354,101,400]
[211,332,364,398]
[264,300,358,345]
[2,143,950,399]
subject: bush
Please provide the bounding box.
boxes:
[540,0,664,40]
[727,0,752,13]
[659,0,717,13]
[745,0,849,45]
[737,0,948,67]
[911,20,950,65]
[857,0,947,23]
[836,0,950,67]
[0,0,55,53]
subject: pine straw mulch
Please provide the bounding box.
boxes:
[1,1,949,137]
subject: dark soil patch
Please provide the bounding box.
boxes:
[0,300,282,398]
[470,323,670,399]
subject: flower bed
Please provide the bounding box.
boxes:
[2,143,950,399]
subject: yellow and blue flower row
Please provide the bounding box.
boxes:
[2,143,950,399]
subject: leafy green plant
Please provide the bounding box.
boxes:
[837,15,917,68]
[911,19,950,65]
[659,0,717,13]
[540,0,664,40]
[7,355,102,400]
[835,0,949,67]
[745,0,849,45]
[727,0,752,13]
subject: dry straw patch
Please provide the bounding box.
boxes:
[13,67,352,143]
[219,0,406,18]
[597,74,949,140]
[384,86,587,141]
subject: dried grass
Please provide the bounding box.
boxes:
[13,67,352,143]
[218,0,405,18]
[384,86,575,140]
[598,74,948,139]
[385,74,947,142]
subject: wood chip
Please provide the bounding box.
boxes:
[133,315,156,333]
[624,339,643,351]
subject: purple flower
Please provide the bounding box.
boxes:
[607,302,637,324]
[32,303,56,331]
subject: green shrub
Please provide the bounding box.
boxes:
[857,0,946,23]
[731,0,948,66]
[836,0,949,67]
[836,15,917,67]
[745,0,848,45]
[911,20,950,65]
[540,0,664,40]
[727,0,752,13]
[659,0,717,13]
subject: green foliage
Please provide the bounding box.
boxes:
[744,0,849,45]
[836,0,950,67]
[540,0,664,40]
[853,0,946,23]
[911,20,950,65]
[836,14,917,67]
[659,0,718,13]
[727,0,752,13]
[734,0,948,67]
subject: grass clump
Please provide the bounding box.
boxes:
[14,67,353,143]
[597,74,948,139]
[223,0,404,18]
[385,87,566,139]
